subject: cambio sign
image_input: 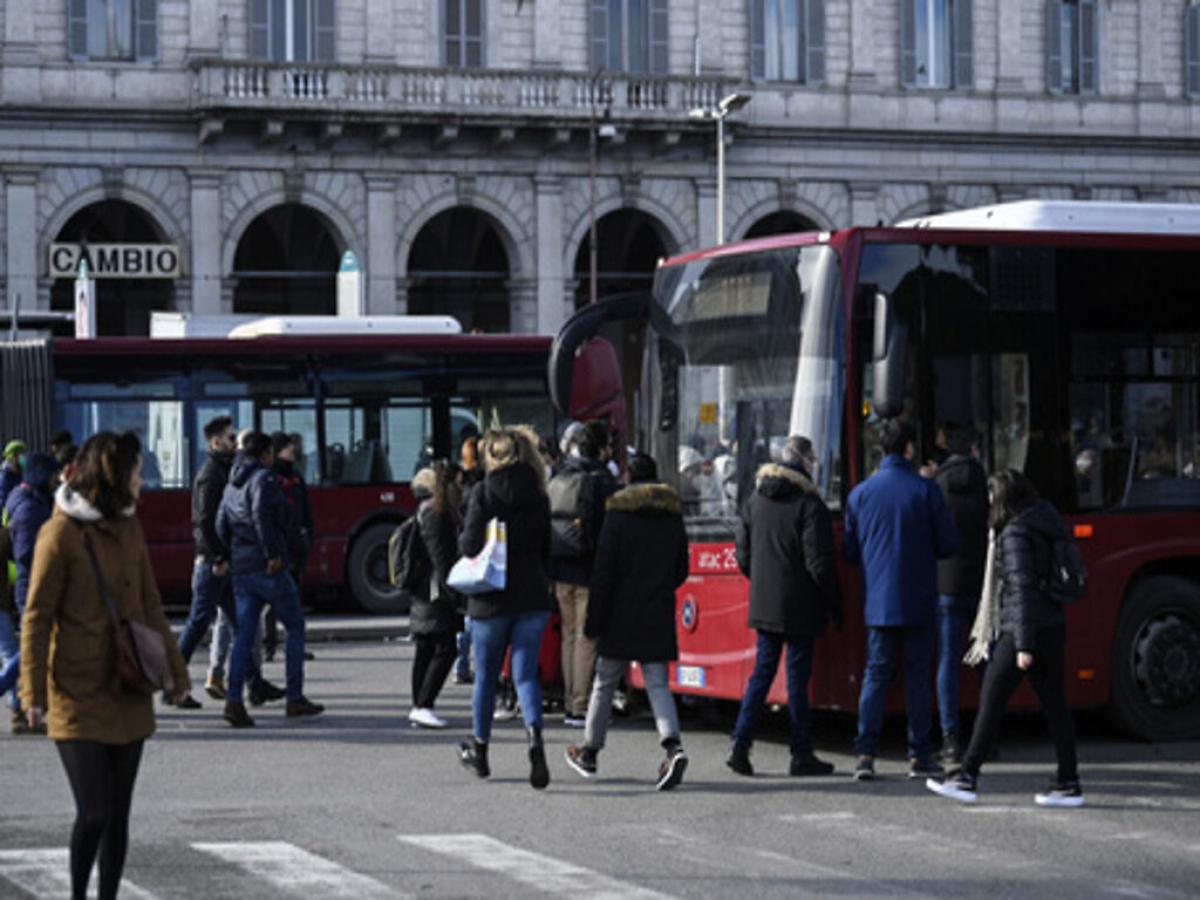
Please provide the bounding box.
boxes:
[49,244,181,279]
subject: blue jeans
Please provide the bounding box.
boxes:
[937,598,975,738]
[731,631,816,757]
[470,611,551,742]
[455,618,473,679]
[229,572,306,703]
[854,624,936,761]
[0,608,19,711]
[178,560,236,662]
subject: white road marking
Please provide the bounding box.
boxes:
[0,849,158,900]
[191,841,404,898]
[399,832,677,900]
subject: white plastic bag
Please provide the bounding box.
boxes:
[447,518,508,595]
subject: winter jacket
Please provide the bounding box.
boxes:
[0,463,22,517]
[586,483,689,662]
[20,486,190,744]
[409,499,465,636]
[547,456,620,586]
[997,499,1068,652]
[216,454,290,577]
[844,454,960,627]
[274,459,313,569]
[735,463,841,636]
[191,449,234,562]
[935,454,990,607]
[6,453,56,612]
[459,460,553,620]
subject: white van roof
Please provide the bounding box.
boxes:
[898,200,1200,235]
[226,316,463,338]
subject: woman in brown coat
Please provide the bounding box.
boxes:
[20,431,189,900]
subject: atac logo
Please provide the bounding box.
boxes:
[680,597,699,632]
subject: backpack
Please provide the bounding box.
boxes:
[388,515,431,593]
[1043,532,1087,604]
[547,468,595,559]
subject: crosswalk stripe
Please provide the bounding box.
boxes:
[0,849,159,900]
[398,833,678,900]
[191,841,406,898]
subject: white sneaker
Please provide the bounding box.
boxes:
[408,707,448,729]
[1035,781,1085,808]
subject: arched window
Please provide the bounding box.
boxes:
[233,204,340,316]
[408,208,511,333]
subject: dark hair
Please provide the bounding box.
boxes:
[270,431,294,456]
[203,415,234,442]
[242,431,273,461]
[879,419,917,457]
[50,429,73,449]
[430,460,462,517]
[945,422,976,456]
[68,431,141,519]
[988,469,1039,531]
[577,419,611,460]
[627,452,658,484]
[55,442,77,468]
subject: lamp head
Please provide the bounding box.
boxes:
[687,107,710,120]
[717,92,752,114]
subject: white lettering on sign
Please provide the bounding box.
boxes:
[693,545,740,573]
[48,244,181,279]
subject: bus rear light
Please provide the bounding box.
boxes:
[1073,524,1094,539]
[1077,669,1096,681]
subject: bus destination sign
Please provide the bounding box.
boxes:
[49,243,181,279]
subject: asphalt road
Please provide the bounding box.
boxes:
[3,641,1199,899]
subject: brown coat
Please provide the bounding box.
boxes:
[20,498,189,745]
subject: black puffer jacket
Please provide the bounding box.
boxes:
[192,449,234,562]
[935,454,989,602]
[459,461,553,620]
[997,499,1068,651]
[735,463,841,636]
[586,483,689,662]
[408,499,465,636]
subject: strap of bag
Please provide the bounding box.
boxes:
[81,529,123,630]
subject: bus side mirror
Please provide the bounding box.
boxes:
[872,292,908,420]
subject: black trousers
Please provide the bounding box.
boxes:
[55,740,145,900]
[412,632,457,709]
[962,625,1078,783]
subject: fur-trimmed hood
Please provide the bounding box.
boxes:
[606,482,681,515]
[54,483,134,522]
[755,462,818,500]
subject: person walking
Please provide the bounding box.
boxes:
[264,432,315,664]
[216,431,322,727]
[408,463,465,729]
[844,419,959,781]
[927,470,1085,807]
[20,432,190,900]
[933,423,990,764]
[547,419,619,726]
[564,453,690,790]
[726,437,843,778]
[458,428,554,790]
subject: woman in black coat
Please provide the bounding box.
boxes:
[408,463,465,729]
[927,469,1083,808]
[457,428,554,789]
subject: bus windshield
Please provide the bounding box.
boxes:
[645,243,843,532]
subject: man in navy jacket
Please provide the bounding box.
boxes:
[844,419,959,780]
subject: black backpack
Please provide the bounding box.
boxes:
[388,515,431,593]
[1043,532,1087,604]
[548,468,595,559]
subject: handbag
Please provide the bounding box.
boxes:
[447,518,508,595]
[83,531,174,696]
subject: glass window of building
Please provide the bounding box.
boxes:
[443,0,485,68]
[1046,0,1098,95]
[69,0,158,61]
[1186,2,1200,98]
[750,0,825,84]
[900,0,972,89]
[589,0,669,75]
[248,0,336,62]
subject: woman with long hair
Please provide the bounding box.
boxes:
[21,432,190,899]
[458,427,554,789]
[927,469,1084,807]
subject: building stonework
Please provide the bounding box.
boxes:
[2,0,1200,335]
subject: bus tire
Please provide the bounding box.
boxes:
[1109,575,1200,741]
[346,522,410,615]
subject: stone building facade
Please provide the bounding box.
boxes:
[2,0,1199,336]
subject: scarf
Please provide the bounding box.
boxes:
[963,528,1000,667]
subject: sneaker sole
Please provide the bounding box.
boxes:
[853,770,874,781]
[926,777,977,803]
[204,688,226,700]
[1035,794,1085,808]
[564,749,598,780]
[657,754,688,791]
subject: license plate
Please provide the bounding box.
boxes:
[677,665,706,688]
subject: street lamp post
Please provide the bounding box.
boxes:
[588,70,614,306]
[689,92,752,245]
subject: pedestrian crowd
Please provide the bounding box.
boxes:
[0,413,1086,900]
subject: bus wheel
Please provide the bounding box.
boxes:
[1110,575,1200,741]
[347,522,410,615]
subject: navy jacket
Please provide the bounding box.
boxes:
[5,453,56,611]
[844,454,959,627]
[216,454,290,576]
[0,464,22,517]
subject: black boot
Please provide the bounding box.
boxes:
[527,726,550,790]
[460,738,489,778]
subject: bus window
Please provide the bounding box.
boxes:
[261,402,320,483]
[321,366,432,483]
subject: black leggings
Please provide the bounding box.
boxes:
[55,740,145,900]
[962,625,1078,783]
[412,632,457,709]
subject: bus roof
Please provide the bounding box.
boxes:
[898,200,1200,234]
[51,333,551,359]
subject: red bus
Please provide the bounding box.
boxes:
[552,201,1200,741]
[6,321,569,614]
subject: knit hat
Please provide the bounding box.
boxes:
[3,439,26,459]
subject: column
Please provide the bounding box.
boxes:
[188,0,219,58]
[848,183,879,227]
[509,278,539,335]
[365,175,398,316]
[696,0,724,73]
[995,0,1024,93]
[533,0,562,68]
[365,0,395,63]
[848,0,877,88]
[695,178,718,250]
[1137,0,1164,98]
[189,170,222,316]
[5,168,39,311]
[3,4,41,102]
[534,176,566,335]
